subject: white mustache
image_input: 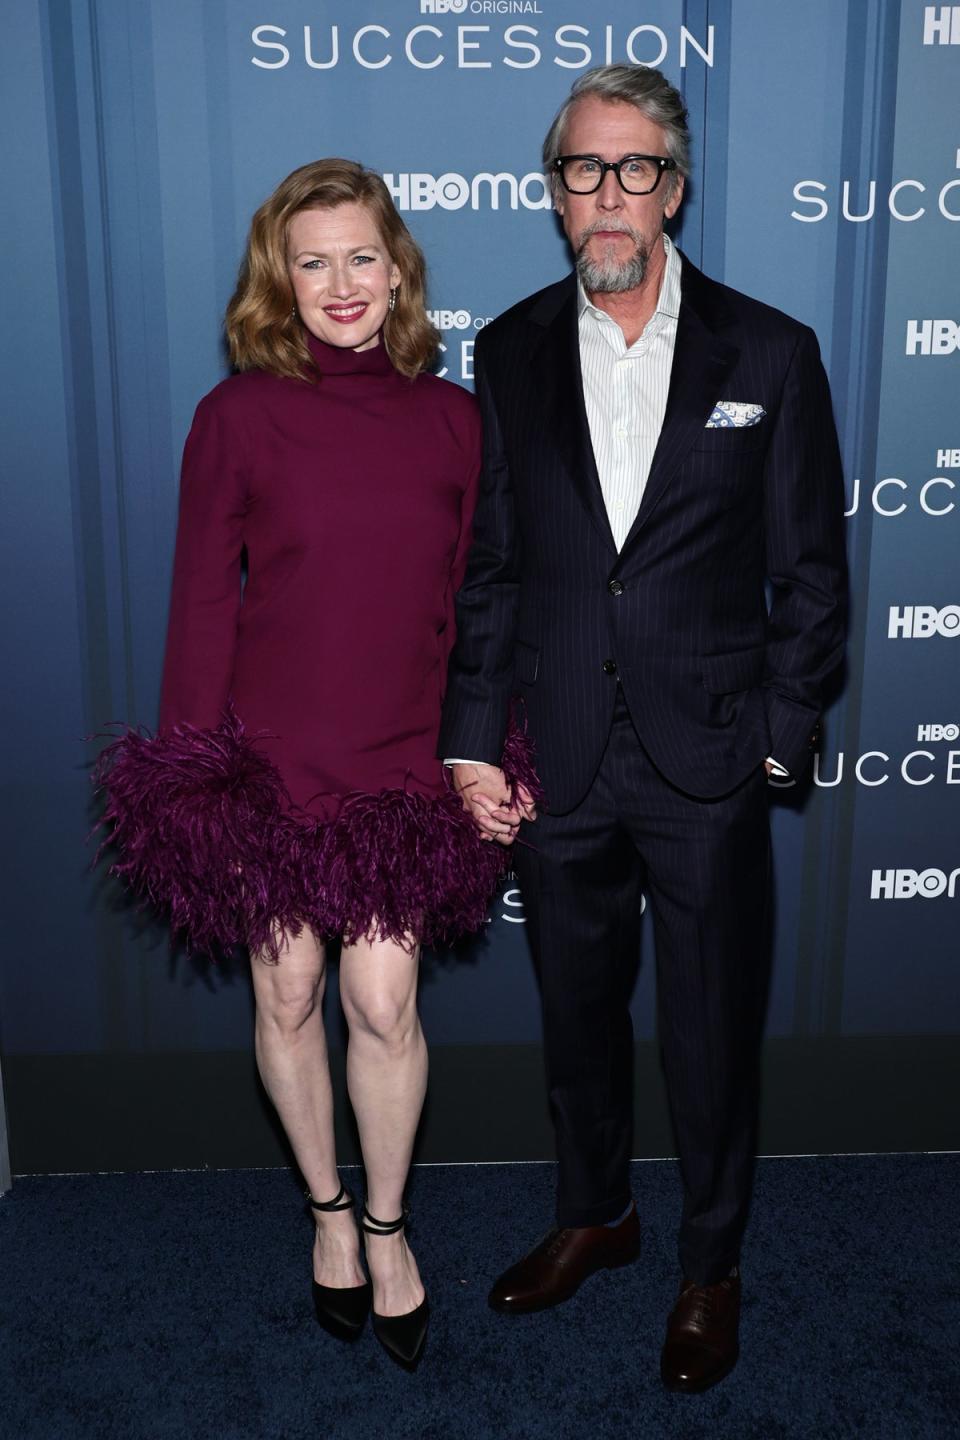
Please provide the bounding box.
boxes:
[577,220,640,249]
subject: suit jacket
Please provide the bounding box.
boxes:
[438,254,847,811]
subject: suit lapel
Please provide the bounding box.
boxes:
[533,283,617,556]
[620,260,740,553]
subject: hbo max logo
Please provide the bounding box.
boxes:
[870,868,960,899]
[383,171,550,212]
[888,605,960,637]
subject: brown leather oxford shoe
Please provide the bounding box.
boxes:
[488,1205,641,1314]
[660,1269,741,1393]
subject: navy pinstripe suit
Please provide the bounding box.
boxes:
[439,254,846,1282]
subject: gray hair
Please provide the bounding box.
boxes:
[542,65,691,198]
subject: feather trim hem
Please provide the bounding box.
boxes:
[93,708,541,958]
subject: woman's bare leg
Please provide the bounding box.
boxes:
[251,927,364,1289]
[339,933,427,1317]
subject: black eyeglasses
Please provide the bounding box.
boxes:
[553,154,677,196]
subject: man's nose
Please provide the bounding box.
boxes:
[596,169,624,209]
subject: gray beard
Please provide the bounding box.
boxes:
[576,226,650,294]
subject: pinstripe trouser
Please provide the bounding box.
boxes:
[513,688,772,1285]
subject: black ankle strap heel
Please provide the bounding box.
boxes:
[360,1205,408,1235]
[308,1181,355,1214]
[361,1205,429,1370]
[308,1179,371,1340]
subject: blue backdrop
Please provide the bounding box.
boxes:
[1,0,957,1163]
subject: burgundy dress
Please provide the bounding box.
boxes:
[97,333,535,956]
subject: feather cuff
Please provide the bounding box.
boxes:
[93,711,300,960]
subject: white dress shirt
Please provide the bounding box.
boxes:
[578,233,681,550]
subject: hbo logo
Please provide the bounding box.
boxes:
[870,868,960,899]
[905,319,959,355]
[888,605,960,637]
[917,723,960,741]
[420,1,467,13]
[427,309,472,331]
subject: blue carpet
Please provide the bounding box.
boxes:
[1,1155,957,1439]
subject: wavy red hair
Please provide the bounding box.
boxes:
[226,159,438,380]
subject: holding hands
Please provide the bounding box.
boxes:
[451,763,538,846]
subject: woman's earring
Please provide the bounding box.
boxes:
[291,305,297,320]
[388,288,397,313]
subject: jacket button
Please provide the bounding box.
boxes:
[602,659,617,675]
[608,579,624,597]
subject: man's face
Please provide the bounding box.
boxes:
[555,95,684,294]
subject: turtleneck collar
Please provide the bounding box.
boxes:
[305,330,395,377]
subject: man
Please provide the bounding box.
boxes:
[440,65,846,1392]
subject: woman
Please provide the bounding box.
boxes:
[96,159,538,1370]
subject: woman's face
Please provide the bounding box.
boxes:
[287,202,401,352]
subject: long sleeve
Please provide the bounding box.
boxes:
[762,328,848,774]
[439,402,483,682]
[438,344,523,764]
[159,391,248,730]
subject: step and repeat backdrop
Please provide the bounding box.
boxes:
[1,0,957,1169]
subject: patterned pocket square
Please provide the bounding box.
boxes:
[705,402,766,428]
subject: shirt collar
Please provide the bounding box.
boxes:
[577,232,681,325]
